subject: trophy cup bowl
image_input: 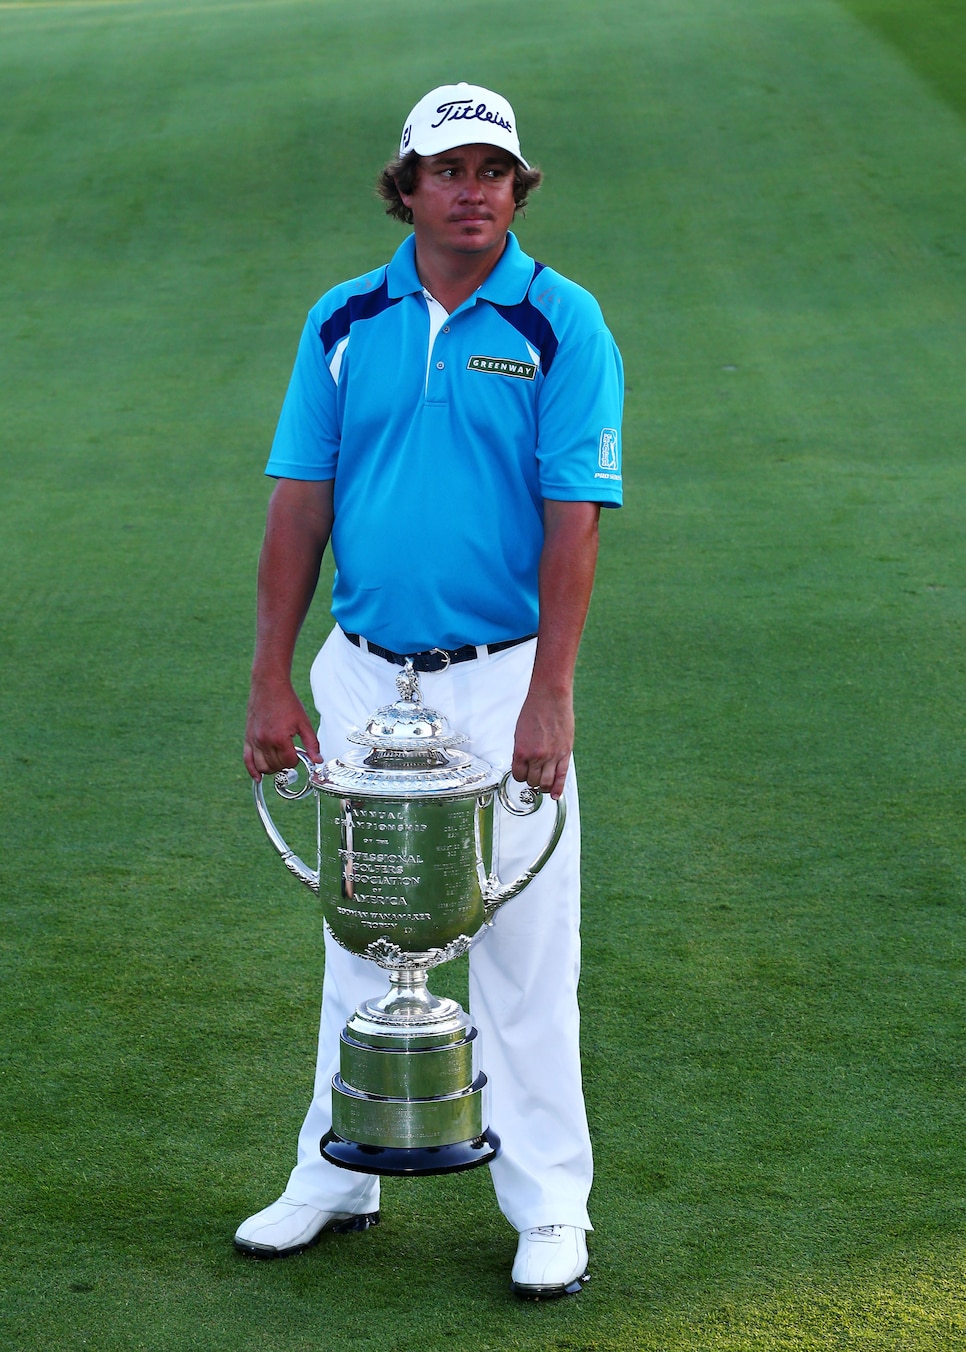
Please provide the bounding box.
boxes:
[254,660,565,1176]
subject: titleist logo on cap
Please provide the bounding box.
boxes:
[399,83,529,168]
[429,99,513,134]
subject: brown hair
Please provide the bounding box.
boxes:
[376,151,543,225]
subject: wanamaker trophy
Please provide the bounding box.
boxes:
[254,659,566,1176]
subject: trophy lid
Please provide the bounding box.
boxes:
[347,660,467,758]
[308,660,497,798]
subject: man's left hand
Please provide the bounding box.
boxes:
[511,687,574,801]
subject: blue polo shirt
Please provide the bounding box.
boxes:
[267,232,623,652]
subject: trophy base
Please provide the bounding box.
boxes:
[320,1128,500,1176]
[325,971,501,1178]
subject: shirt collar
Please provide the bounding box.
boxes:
[385,231,535,305]
[477,233,535,305]
[386,235,422,297]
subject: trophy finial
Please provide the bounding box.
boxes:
[396,658,421,705]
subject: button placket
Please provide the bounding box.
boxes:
[422,291,449,399]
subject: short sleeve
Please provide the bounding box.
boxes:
[265,316,341,480]
[535,326,624,507]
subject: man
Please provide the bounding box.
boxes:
[237,82,623,1298]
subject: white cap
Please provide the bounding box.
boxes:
[399,83,530,169]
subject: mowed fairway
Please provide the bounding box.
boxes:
[2,0,965,1348]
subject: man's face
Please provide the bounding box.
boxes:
[398,144,518,260]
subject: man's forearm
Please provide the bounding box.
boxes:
[530,500,600,697]
[251,479,335,681]
[244,478,335,779]
[512,500,601,797]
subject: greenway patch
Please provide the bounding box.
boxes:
[467,354,537,380]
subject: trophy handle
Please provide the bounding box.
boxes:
[481,771,567,917]
[252,748,320,894]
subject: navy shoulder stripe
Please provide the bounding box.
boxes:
[490,261,559,375]
[319,275,401,353]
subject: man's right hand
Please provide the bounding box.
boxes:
[243,676,322,782]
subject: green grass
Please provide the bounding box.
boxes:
[2,0,966,1348]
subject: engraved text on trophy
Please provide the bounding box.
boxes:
[317,796,485,952]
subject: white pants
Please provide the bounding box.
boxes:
[283,628,593,1233]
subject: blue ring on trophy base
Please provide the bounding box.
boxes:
[320,1129,501,1176]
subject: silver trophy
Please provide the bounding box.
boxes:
[254,660,565,1176]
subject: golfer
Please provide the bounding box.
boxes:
[238,81,624,1298]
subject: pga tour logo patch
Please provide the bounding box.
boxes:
[597,428,620,472]
[467,354,537,380]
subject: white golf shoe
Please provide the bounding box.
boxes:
[233,1195,379,1258]
[511,1224,589,1298]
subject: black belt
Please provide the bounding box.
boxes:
[344,630,537,673]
